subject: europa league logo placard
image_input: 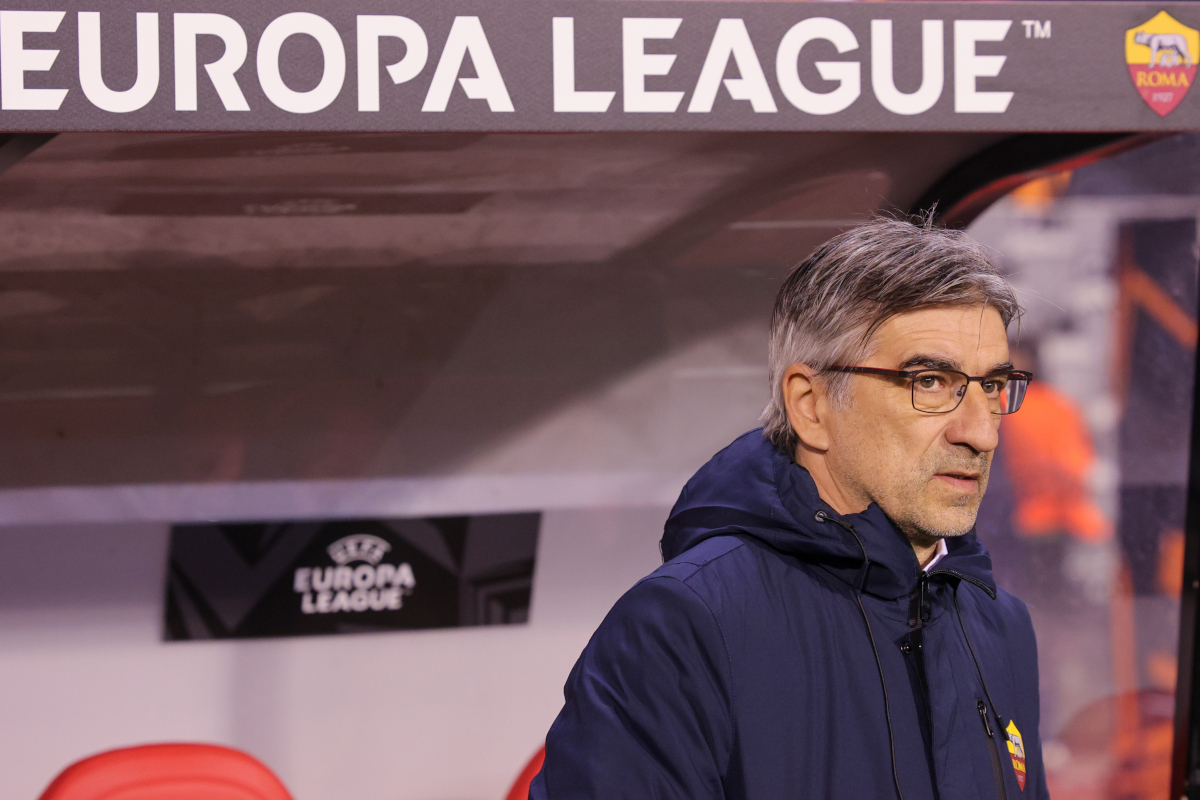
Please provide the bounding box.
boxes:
[164,513,540,640]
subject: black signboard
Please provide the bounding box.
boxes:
[163,512,540,640]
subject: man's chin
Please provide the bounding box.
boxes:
[903,492,981,539]
[876,486,982,541]
[913,507,979,539]
[886,505,977,543]
[925,479,984,510]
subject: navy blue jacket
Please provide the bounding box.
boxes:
[531,430,1046,800]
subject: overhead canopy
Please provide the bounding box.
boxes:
[0,129,1026,490]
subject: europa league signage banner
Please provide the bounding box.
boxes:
[164,512,540,640]
[0,1,1197,133]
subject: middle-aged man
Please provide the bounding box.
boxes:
[530,216,1044,800]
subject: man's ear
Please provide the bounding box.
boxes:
[782,363,831,453]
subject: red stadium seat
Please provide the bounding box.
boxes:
[504,747,546,800]
[37,743,293,800]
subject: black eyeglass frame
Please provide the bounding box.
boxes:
[824,365,1034,415]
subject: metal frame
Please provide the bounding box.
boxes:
[1173,302,1200,799]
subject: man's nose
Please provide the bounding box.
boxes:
[945,381,1000,453]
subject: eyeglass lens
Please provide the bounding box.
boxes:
[911,371,1029,415]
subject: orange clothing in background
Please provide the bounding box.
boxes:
[1001,382,1111,542]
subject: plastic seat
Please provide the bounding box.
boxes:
[504,747,546,800]
[37,743,293,800]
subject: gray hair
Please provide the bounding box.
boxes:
[760,215,1021,454]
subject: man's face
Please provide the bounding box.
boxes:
[823,304,1009,541]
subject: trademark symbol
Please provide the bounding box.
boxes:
[1022,20,1052,39]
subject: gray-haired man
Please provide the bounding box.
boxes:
[532,217,1044,800]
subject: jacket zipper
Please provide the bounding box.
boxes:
[818,510,1008,800]
[909,576,932,699]
[977,698,1008,800]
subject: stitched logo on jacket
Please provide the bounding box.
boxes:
[1006,719,1027,791]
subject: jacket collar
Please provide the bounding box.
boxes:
[773,441,998,600]
[661,430,998,601]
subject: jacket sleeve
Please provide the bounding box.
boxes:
[530,574,735,800]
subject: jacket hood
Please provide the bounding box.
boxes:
[661,430,997,600]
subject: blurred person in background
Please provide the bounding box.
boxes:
[990,339,1112,752]
[1002,340,1111,602]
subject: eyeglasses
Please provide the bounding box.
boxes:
[825,366,1033,415]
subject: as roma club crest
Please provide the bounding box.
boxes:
[1006,719,1027,791]
[1126,11,1199,116]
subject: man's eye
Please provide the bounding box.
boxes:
[915,375,944,391]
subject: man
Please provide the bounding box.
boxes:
[530,217,1045,800]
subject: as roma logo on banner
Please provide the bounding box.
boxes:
[1126,11,1200,116]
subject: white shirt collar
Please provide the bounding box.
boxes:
[922,539,949,572]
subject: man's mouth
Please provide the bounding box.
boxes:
[934,471,981,490]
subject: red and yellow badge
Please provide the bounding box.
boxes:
[1126,11,1199,116]
[1005,719,1027,791]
